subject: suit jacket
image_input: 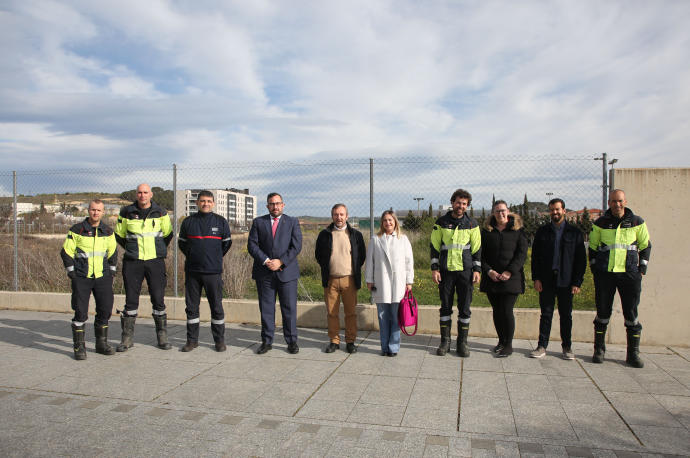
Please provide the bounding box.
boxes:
[247,214,302,282]
[364,234,414,304]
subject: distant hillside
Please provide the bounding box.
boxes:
[0,192,127,206]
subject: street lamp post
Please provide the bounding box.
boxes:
[413,197,424,216]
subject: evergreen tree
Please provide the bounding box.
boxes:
[523,194,529,217]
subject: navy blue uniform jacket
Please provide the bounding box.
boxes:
[178,212,232,274]
[247,214,302,282]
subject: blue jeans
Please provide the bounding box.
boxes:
[377,303,400,353]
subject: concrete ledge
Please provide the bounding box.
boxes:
[2,290,664,345]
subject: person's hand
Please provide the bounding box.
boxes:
[266,259,282,271]
[472,271,480,284]
[498,271,512,281]
[571,285,581,295]
[489,270,500,282]
[366,282,374,291]
[405,284,412,292]
[534,279,543,292]
[432,270,441,285]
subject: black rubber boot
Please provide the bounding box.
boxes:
[592,321,607,364]
[181,340,198,352]
[72,323,87,360]
[116,315,136,352]
[625,328,644,368]
[94,324,115,355]
[153,314,172,350]
[436,320,451,356]
[457,322,470,358]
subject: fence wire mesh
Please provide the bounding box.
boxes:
[0,155,605,306]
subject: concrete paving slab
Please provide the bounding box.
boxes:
[605,391,683,427]
[629,425,690,455]
[461,370,508,398]
[512,398,578,440]
[548,375,609,404]
[1,310,688,457]
[359,375,416,406]
[458,395,516,435]
[506,373,558,401]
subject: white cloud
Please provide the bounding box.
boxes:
[0,0,689,175]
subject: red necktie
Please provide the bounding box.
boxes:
[272,217,279,238]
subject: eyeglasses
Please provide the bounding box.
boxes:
[267,202,284,207]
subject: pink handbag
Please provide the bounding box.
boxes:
[398,290,418,336]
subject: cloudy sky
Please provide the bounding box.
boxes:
[1,0,689,175]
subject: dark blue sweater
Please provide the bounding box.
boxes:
[178,212,232,274]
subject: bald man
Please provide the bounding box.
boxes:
[589,189,651,368]
[114,183,174,351]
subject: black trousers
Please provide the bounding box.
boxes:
[538,277,573,349]
[594,271,642,332]
[71,276,113,326]
[185,272,225,342]
[122,258,167,315]
[438,270,473,322]
[487,293,518,346]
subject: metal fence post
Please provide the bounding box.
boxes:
[13,171,18,291]
[601,152,608,211]
[173,163,178,297]
[369,158,374,239]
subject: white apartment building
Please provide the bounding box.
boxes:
[177,188,257,228]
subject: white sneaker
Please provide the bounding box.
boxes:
[562,347,575,360]
[530,346,546,358]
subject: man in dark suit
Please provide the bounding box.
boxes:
[248,192,303,354]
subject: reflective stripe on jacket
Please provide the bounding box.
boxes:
[115,201,173,261]
[588,207,651,274]
[430,211,481,272]
[60,219,118,278]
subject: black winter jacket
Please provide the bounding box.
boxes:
[531,221,586,288]
[314,223,366,289]
[178,212,232,274]
[480,214,528,295]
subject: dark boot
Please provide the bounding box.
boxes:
[116,315,136,352]
[592,321,607,363]
[181,340,198,352]
[71,323,86,360]
[457,322,470,358]
[94,323,115,355]
[626,328,644,368]
[153,313,172,350]
[436,320,451,356]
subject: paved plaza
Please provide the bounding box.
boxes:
[0,309,688,457]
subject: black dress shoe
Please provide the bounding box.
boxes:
[346,343,357,354]
[492,343,504,354]
[287,342,299,354]
[257,342,272,354]
[387,352,397,357]
[324,342,339,353]
[381,351,389,356]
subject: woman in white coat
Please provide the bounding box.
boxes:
[365,211,414,356]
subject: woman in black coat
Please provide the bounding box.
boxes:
[480,200,528,357]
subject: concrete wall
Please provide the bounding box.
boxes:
[1,290,601,344]
[612,168,690,347]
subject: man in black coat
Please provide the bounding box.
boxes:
[178,190,232,352]
[530,198,586,360]
[314,204,366,354]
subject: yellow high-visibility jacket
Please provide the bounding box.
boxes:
[115,201,172,261]
[589,207,651,274]
[430,212,481,272]
[60,219,118,278]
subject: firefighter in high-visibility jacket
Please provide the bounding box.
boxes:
[430,188,481,357]
[60,199,118,360]
[114,183,173,351]
[589,189,651,368]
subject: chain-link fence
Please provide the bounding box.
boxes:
[0,155,609,306]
